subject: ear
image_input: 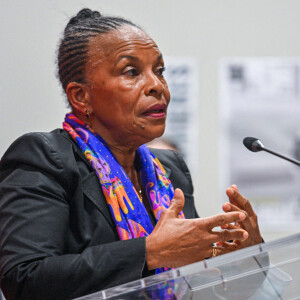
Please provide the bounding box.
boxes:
[66,82,92,116]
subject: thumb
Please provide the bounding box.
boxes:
[168,188,185,218]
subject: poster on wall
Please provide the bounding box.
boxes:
[150,57,199,177]
[220,58,300,231]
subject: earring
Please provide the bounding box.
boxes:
[85,109,90,120]
[85,109,93,128]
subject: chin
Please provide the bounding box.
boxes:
[144,126,165,142]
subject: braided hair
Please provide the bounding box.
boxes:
[57,8,139,94]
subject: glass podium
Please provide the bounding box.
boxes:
[75,233,300,299]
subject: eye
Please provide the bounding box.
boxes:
[156,66,166,77]
[123,67,139,77]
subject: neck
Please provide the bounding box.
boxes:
[108,143,137,174]
[108,143,142,193]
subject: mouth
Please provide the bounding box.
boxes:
[142,104,167,119]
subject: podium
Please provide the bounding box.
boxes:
[75,233,300,299]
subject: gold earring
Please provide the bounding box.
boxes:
[85,109,93,128]
[85,109,90,120]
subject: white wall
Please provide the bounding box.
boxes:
[1,0,300,241]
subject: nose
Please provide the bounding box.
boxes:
[144,71,164,96]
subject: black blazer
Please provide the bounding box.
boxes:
[0,129,198,300]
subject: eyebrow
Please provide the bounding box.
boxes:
[115,55,138,65]
[115,53,163,66]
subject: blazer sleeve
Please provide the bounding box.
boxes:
[0,133,146,300]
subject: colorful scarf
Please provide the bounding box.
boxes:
[63,113,185,274]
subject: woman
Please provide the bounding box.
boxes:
[0,8,262,300]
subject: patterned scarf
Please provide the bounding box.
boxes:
[63,113,185,274]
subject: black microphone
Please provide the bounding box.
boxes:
[243,137,300,167]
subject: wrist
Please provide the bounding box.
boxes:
[145,235,160,270]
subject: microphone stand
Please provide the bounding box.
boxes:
[261,147,300,167]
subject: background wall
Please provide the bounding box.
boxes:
[1,0,300,241]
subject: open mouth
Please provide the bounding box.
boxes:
[142,104,167,118]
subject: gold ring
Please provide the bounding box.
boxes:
[211,246,218,258]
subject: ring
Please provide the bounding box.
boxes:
[211,246,218,258]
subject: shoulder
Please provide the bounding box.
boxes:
[1,129,71,156]
[0,129,85,197]
[2,129,72,157]
[0,129,78,175]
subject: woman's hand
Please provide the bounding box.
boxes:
[216,185,262,252]
[145,188,249,270]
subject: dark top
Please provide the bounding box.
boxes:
[0,129,198,300]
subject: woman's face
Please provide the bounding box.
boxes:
[84,25,170,148]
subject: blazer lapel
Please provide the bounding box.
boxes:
[163,165,172,179]
[81,172,115,228]
[62,130,115,228]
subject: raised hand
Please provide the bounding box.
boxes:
[217,185,262,251]
[145,188,249,269]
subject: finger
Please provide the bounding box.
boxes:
[211,246,234,257]
[213,228,249,242]
[167,188,185,218]
[205,212,246,229]
[216,241,239,249]
[221,223,239,230]
[226,187,255,217]
[223,202,249,219]
[223,202,252,229]
[223,202,245,214]
[230,184,239,192]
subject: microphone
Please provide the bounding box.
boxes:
[243,137,300,167]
